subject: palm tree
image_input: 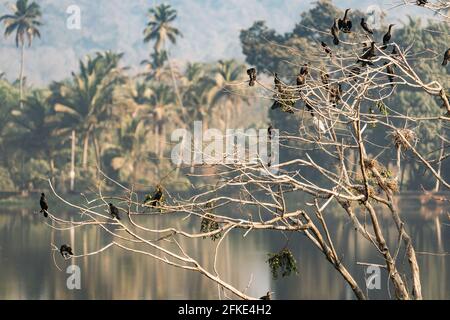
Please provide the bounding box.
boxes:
[148,83,177,159]
[143,4,183,109]
[0,0,42,108]
[107,115,155,185]
[143,4,182,53]
[8,89,67,188]
[49,51,126,170]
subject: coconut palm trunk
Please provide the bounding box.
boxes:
[19,41,25,108]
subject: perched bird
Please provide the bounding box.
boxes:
[331,18,340,45]
[260,291,274,300]
[360,18,373,34]
[39,193,48,218]
[299,63,309,76]
[391,46,399,56]
[246,68,256,86]
[416,0,428,6]
[385,62,395,86]
[109,203,121,220]
[296,74,306,87]
[274,73,283,92]
[60,244,74,259]
[382,24,395,50]
[358,42,376,66]
[320,70,330,86]
[338,9,352,33]
[144,185,164,207]
[442,48,450,66]
[268,124,273,140]
[321,41,332,56]
[329,83,342,106]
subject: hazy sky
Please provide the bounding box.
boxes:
[0,0,432,86]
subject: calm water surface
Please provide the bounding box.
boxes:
[0,197,448,299]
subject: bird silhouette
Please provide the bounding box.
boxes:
[260,291,273,300]
[382,24,395,50]
[360,18,373,34]
[416,0,428,6]
[338,9,352,33]
[300,63,309,76]
[321,70,330,85]
[144,185,164,207]
[321,41,332,56]
[329,83,342,106]
[268,124,273,140]
[391,46,399,56]
[109,203,121,220]
[442,48,450,66]
[246,68,256,86]
[274,73,283,92]
[358,42,376,66]
[385,62,395,86]
[296,74,306,87]
[39,193,48,218]
[60,244,74,259]
[331,18,340,45]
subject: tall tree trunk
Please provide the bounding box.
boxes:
[82,132,89,169]
[70,130,76,191]
[19,42,25,109]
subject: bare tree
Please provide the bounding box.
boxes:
[43,14,450,300]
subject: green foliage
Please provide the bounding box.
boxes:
[267,248,299,279]
[200,213,222,241]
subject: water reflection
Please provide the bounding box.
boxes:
[0,197,448,299]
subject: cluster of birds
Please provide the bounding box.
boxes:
[245,7,450,124]
[38,185,165,260]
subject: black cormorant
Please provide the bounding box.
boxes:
[39,193,48,218]
[338,9,352,33]
[246,68,256,86]
[384,62,395,86]
[144,185,164,207]
[60,244,74,259]
[358,42,376,66]
[260,291,273,300]
[360,18,373,34]
[382,24,395,50]
[442,48,450,66]
[331,18,340,45]
[109,203,121,220]
[321,41,332,56]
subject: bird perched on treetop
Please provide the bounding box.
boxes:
[382,24,395,50]
[60,244,74,259]
[246,68,256,86]
[109,203,121,220]
[268,124,273,140]
[338,9,352,33]
[299,63,309,76]
[321,41,332,56]
[260,291,274,300]
[384,62,395,86]
[358,42,376,66]
[360,18,373,34]
[331,18,340,45]
[144,185,164,207]
[442,48,450,66]
[39,193,48,218]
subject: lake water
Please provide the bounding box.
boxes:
[0,196,449,300]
